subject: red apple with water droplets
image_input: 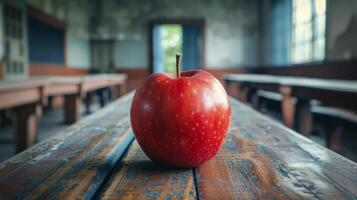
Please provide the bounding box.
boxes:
[130,54,231,167]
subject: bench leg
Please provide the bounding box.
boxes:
[114,83,126,99]
[247,89,260,110]
[64,94,81,124]
[325,124,343,152]
[13,103,38,153]
[227,82,240,100]
[280,86,295,129]
[97,89,106,108]
[239,86,249,103]
[85,92,94,114]
[0,111,6,127]
[294,100,312,136]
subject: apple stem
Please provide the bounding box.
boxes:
[176,53,182,78]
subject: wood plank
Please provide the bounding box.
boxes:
[0,79,44,92]
[81,74,127,92]
[1,92,356,199]
[0,93,134,199]
[195,98,357,199]
[64,94,81,124]
[14,103,39,153]
[224,74,357,93]
[0,88,41,110]
[95,141,197,200]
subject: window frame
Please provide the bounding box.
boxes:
[291,0,326,64]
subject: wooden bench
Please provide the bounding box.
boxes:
[0,92,356,199]
[224,74,357,131]
[0,74,127,152]
[256,90,357,150]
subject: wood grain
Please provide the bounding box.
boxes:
[0,93,356,199]
[195,98,357,199]
[96,141,197,200]
[0,93,134,199]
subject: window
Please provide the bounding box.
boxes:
[291,0,326,63]
[161,25,182,74]
[151,21,203,74]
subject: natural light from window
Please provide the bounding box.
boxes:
[161,25,182,74]
[292,0,326,63]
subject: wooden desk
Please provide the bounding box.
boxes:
[0,74,127,152]
[0,92,356,199]
[224,74,357,132]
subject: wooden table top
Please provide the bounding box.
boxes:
[0,74,127,110]
[0,74,128,92]
[224,74,357,93]
[0,92,356,199]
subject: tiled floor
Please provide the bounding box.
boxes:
[0,101,101,163]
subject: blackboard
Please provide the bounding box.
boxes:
[27,15,65,64]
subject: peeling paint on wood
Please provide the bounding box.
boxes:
[194,99,357,199]
[95,141,197,199]
[0,93,134,199]
[0,93,356,199]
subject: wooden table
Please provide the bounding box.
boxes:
[0,74,127,152]
[224,74,357,131]
[0,92,355,199]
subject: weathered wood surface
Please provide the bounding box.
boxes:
[224,74,357,137]
[0,74,128,109]
[0,74,127,152]
[0,93,134,199]
[194,99,357,199]
[224,74,357,93]
[0,94,356,199]
[224,74,357,111]
[96,141,197,199]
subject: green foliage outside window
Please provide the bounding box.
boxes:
[161,25,182,74]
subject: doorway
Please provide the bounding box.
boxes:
[150,19,205,74]
[90,40,114,73]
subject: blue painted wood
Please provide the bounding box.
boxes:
[1,92,356,199]
[182,25,201,70]
[95,141,197,199]
[152,24,164,73]
[0,93,135,199]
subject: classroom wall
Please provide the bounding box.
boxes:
[67,33,90,69]
[26,0,91,69]
[260,0,357,66]
[114,40,147,69]
[91,0,261,69]
[326,0,357,61]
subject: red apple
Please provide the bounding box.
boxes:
[130,54,231,167]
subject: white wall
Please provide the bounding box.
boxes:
[93,0,260,69]
[26,0,261,69]
[27,0,91,69]
[114,40,147,68]
[67,33,90,68]
[326,0,357,61]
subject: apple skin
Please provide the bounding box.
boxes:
[130,70,231,168]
